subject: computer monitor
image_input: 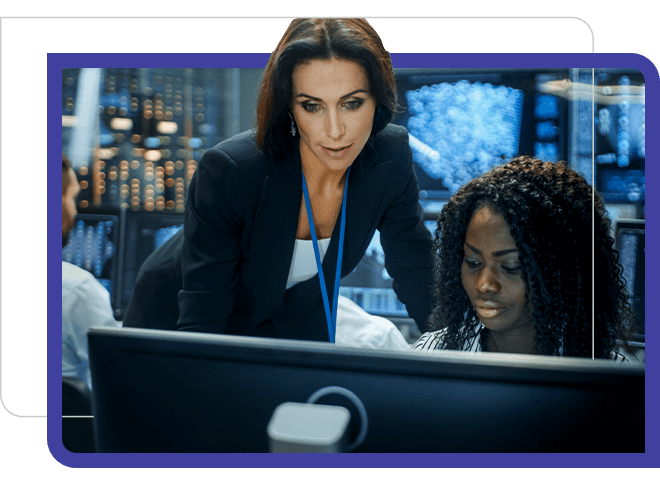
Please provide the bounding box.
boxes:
[339,230,408,319]
[592,71,645,205]
[62,209,122,316]
[339,211,439,321]
[615,218,645,341]
[117,210,184,318]
[393,68,569,200]
[88,326,644,453]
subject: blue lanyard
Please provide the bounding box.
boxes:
[301,166,351,343]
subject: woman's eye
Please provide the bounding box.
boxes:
[300,100,363,113]
[463,258,480,269]
[503,265,521,274]
[302,102,320,113]
[343,100,363,111]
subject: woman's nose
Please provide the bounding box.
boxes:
[476,267,501,294]
[325,109,345,139]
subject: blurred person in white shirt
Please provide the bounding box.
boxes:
[61,153,119,389]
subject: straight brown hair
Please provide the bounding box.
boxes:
[255,18,399,161]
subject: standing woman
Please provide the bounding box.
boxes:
[177,19,433,341]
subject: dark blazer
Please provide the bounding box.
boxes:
[147,123,432,340]
[122,227,184,331]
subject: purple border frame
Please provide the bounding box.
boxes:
[48,52,658,468]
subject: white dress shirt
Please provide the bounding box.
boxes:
[62,261,120,389]
[286,238,331,289]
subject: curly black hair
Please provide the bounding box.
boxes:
[427,156,636,358]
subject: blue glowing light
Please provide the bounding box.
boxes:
[405,80,524,193]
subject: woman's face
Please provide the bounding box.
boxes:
[291,58,376,174]
[461,204,535,339]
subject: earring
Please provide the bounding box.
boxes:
[289,111,297,137]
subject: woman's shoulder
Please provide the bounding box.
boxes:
[367,124,412,178]
[195,129,273,189]
[410,326,482,352]
[410,329,446,351]
[205,129,264,166]
[609,350,632,363]
[372,123,410,149]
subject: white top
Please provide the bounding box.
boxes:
[286,238,331,289]
[286,239,409,351]
[335,295,409,351]
[62,261,120,389]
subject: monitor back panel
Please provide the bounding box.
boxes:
[88,327,644,453]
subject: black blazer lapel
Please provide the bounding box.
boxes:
[250,139,390,313]
[249,153,302,311]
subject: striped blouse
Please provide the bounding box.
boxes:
[411,329,629,362]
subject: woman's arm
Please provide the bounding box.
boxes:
[377,130,434,332]
[177,148,245,333]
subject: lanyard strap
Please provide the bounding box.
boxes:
[301,166,351,343]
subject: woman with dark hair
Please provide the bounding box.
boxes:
[177,18,433,341]
[411,156,635,359]
[255,18,398,161]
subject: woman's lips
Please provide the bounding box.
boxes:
[474,303,506,319]
[322,144,352,159]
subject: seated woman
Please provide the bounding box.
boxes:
[411,156,636,359]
